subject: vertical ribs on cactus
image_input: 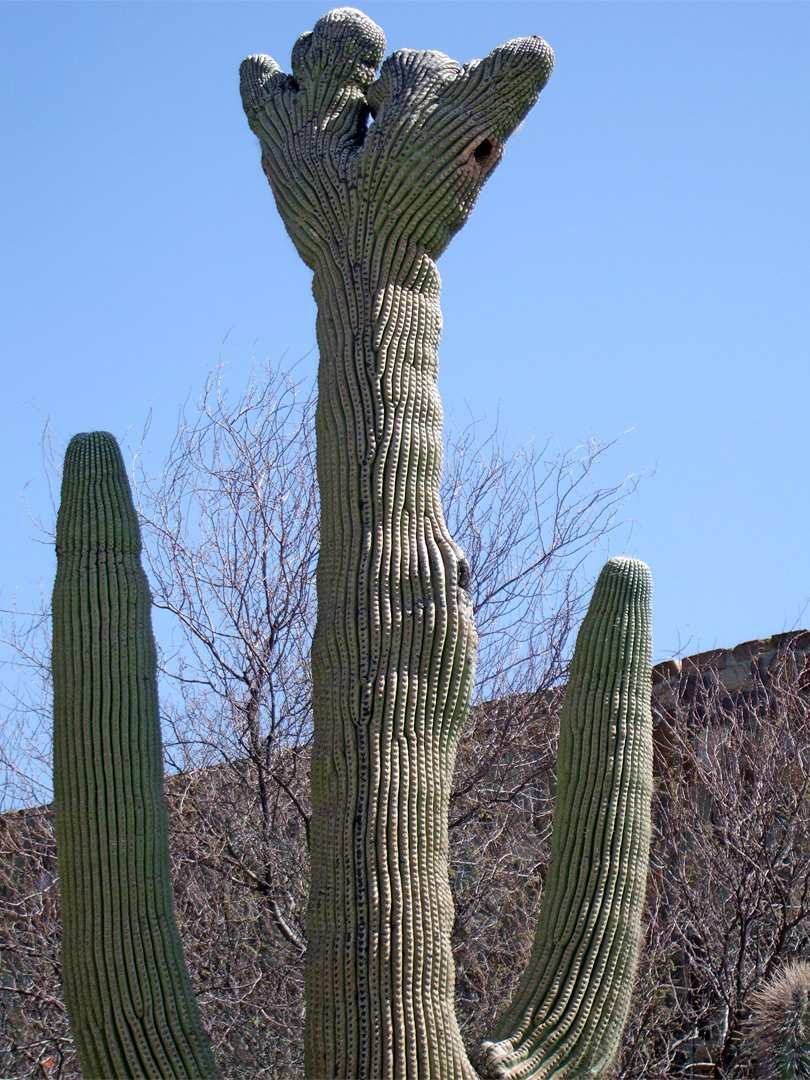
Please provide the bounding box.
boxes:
[240,9,654,1079]
[480,556,653,1079]
[48,11,653,1079]
[52,431,219,1080]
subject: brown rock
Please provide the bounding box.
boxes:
[653,657,682,684]
[732,638,773,661]
[682,649,727,674]
[770,630,810,651]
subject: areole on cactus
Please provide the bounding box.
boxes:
[52,9,654,1080]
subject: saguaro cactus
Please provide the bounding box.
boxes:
[480,556,653,1079]
[241,9,653,1079]
[49,12,653,1079]
[52,431,218,1079]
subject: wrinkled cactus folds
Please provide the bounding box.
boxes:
[52,431,218,1080]
[481,557,653,1079]
[241,6,653,1077]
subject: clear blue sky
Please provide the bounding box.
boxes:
[2,1,809,661]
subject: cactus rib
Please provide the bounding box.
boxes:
[52,431,219,1080]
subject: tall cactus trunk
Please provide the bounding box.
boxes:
[305,244,478,1078]
[239,12,555,1075]
[52,431,218,1079]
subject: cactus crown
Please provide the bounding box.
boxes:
[56,431,142,555]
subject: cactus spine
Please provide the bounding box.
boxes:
[746,962,810,1079]
[480,556,653,1079]
[52,431,218,1080]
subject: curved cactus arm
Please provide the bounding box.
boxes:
[479,557,654,1080]
[242,10,553,1080]
[52,431,219,1080]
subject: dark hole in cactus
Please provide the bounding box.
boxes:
[474,138,494,161]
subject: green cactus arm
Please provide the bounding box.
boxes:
[241,10,553,1079]
[478,557,654,1080]
[52,431,219,1080]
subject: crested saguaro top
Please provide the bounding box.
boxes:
[240,9,557,1079]
[240,7,553,269]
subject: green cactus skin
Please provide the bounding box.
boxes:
[746,961,810,1080]
[242,10,652,1079]
[52,431,219,1080]
[479,557,653,1080]
[241,10,553,1078]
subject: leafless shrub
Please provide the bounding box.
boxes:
[0,355,635,1075]
[0,805,67,1079]
[0,422,63,814]
[617,638,810,1079]
[0,597,52,815]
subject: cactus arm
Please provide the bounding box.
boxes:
[478,557,654,1080]
[52,431,219,1079]
[241,10,553,1079]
